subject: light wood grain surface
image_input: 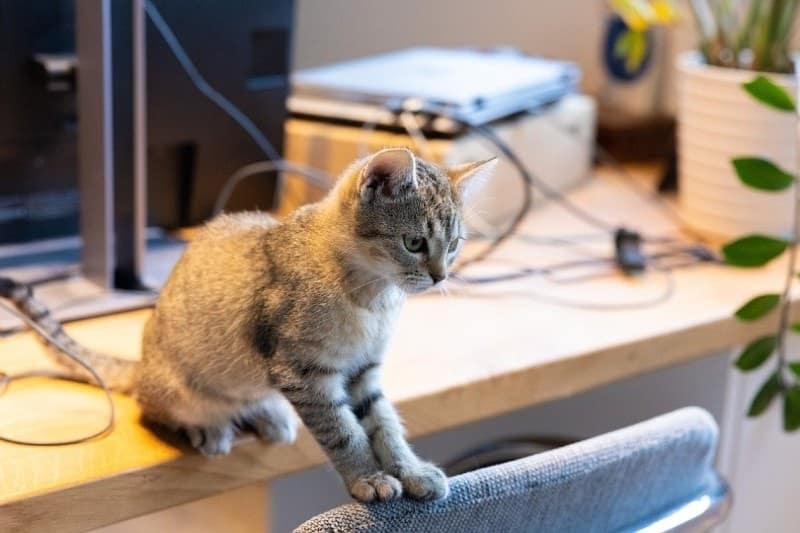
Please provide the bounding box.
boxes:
[1,165,793,532]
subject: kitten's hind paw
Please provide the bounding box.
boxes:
[240,395,298,444]
[398,462,450,501]
[185,424,235,456]
[246,414,297,444]
[348,472,402,502]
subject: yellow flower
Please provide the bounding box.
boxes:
[610,0,653,31]
[609,0,680,30]
[651,0,680,24]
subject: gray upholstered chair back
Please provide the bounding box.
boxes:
[295,407,729,533]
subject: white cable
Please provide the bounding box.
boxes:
[212,161,331,216]
[359,107,386,158]
[0,298,116,446]
[398,110,435,160]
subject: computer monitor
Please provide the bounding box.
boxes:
[0,0,293,329]
[0,0,291,248]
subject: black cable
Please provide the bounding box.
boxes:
[470,121,617,232]
[450,122,535,271]
[591,143,710,244]
[390,102,611,278]
[538,110,705,244]
[390,100,715,288]
[393,104,612,279]
[451,243,714,285]
[144,0,279,160]
[144,0,332,213]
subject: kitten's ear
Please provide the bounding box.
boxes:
[448,157,498,200]
[360,148,417,202]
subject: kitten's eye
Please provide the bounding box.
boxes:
[448,238,460,254]
[403,235,426,253]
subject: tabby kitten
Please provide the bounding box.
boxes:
[10,148,496,502]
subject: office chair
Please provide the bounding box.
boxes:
[295,407,730,533]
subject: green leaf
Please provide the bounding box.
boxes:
[792,323,800,333]
[723,235,789,267]
[734,335,777,371]
[743,75,796,112]
[789,361,800,377]
[733,158,795,191]
[748,372,781,417]
[734,293,781,321]
[784,387,800,431]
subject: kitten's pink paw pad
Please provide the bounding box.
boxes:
[348,472,402,502]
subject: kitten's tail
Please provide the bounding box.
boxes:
[0,277,137,393]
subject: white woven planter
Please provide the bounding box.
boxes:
[677,51,797,241]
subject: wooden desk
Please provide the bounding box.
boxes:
[0,166,792,532]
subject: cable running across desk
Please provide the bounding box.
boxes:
[0,296,116,446]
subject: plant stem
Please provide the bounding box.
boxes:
[777,98,800,388]
[767,0,790,72]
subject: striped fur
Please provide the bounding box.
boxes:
[9,149,495,502]
[1,281,136,392]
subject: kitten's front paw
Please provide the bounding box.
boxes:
[398,462,450,501]
[348,472,402,502]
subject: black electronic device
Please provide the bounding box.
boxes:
[0,0,294,330]
[0,0,292,246]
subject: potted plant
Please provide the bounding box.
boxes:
[678,0,798,240]
[679,1,800,429]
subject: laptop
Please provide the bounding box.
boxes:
[289,47,581,134]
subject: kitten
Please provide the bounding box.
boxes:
[3,148,496,502]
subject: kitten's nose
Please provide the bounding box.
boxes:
[430,272,446,285]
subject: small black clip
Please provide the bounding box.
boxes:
[0,277,17,298]
[614,228,646,275]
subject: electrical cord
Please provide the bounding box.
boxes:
[592,144,710,243]
[386,99,536,271]
[451,243,713,285]
[541,111,707,244]
[148,2,706,299]
[0,297,116,446]
[212,160,331,216]
[382,100,718,309]
[359,100,534,257]
[387,100,714,283]
[145,0,278,161]
[398,110,435,160]
[150,0,697,288]
[144,0,332,213]
[448,267,676,311]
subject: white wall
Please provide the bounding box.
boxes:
[292,0,708,116]
[293,0,609,93]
